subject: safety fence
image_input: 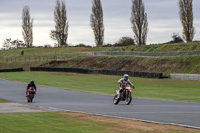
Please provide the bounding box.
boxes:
[30,67,164,79]
[0,55,82,63]
[170,74,200,81]
[1,51,199,63]
[92,51,200,57]
[0,68,24,72]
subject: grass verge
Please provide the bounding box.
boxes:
[0,71,200,102]
[0,112,199,133]
[0,99,10,103]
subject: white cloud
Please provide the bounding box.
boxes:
[0,0,200,48]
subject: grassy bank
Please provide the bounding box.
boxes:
[0,99,10,103]
[0,72,200,102]
[1,112,199,133]
[108,41,200,52]
[1,55,200,76]
[40,56,200,76]
[1,42,200,57]
[0,46,110,58]
[1,42,200,75]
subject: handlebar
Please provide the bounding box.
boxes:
[122,84,127,86]
[122,84,135,89]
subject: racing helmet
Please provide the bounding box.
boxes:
[30,80,34,84]
[123,74,129,81]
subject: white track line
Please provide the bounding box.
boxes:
[45,106,200,130]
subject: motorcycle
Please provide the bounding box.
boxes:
[26,87,36,102]
[113,84,133,105]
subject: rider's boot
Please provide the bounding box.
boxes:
[117,93,121,99]
[118,88,124,99]
[116,90,120,99]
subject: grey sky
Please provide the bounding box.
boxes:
[0,0,199,48]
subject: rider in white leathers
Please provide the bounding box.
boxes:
[118,74,135,98]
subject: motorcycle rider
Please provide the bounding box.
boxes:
[26,80,36,96]
[117,74,135,98]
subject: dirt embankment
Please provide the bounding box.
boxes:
[39,56,200,76]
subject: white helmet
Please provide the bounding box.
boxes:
[123,74,129,81]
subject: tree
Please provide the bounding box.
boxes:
[90,0,104,47]
[116,37,135,46]
[11,39,25,48]
[130,0,148,45]
[22,6,33,48]
[50,0,69,47]
[179,0,195,42]
[3,38,25,49]
[171,33,184,43]
[3,38,12,49]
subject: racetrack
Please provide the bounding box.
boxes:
[0,78,200,129]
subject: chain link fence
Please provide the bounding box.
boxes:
[92,51,200,57]
[0,55,82,63]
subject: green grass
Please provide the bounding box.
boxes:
[1,42,199,57]
[0,112,111,133]
[1,112,197,133]
[0,46,109,70]
[0,47,111,57]
[0,72,200,102]
[108,41,200,52]
[0,99,10,103]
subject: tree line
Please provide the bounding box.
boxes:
[2,0,197,49]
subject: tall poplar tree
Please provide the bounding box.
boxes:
[22,6,33,48]
[130,0,148,45]
[179,0,195,42]
[90,0,104,47]
[50,0,69,47]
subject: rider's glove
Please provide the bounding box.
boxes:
[131,86,135,89]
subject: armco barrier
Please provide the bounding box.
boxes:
[0,68,23,72]
[30,67,164,79]
[170,74,200,81]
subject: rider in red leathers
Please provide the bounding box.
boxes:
[26,80,36,96]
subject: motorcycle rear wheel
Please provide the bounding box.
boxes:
[113,94,120,105]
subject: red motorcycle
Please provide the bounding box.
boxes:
[113,84,134,105]
[26,87,36,102]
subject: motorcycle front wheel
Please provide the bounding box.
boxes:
[125,94,132,105]
[113,94,120,105]
[29,94,34,102]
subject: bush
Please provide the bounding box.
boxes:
[103,37,135,47]
[74,43,92,48]
[115,36,135,46]
[167,33,184,44]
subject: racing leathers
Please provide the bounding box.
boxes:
[117,78,134,98]
[26,83,36,96]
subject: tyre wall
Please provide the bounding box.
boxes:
[30,67,163,79]
[0,68,24,72]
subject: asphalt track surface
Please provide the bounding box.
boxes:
[0,78,200,129]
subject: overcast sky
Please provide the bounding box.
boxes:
[0,0,199,48]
